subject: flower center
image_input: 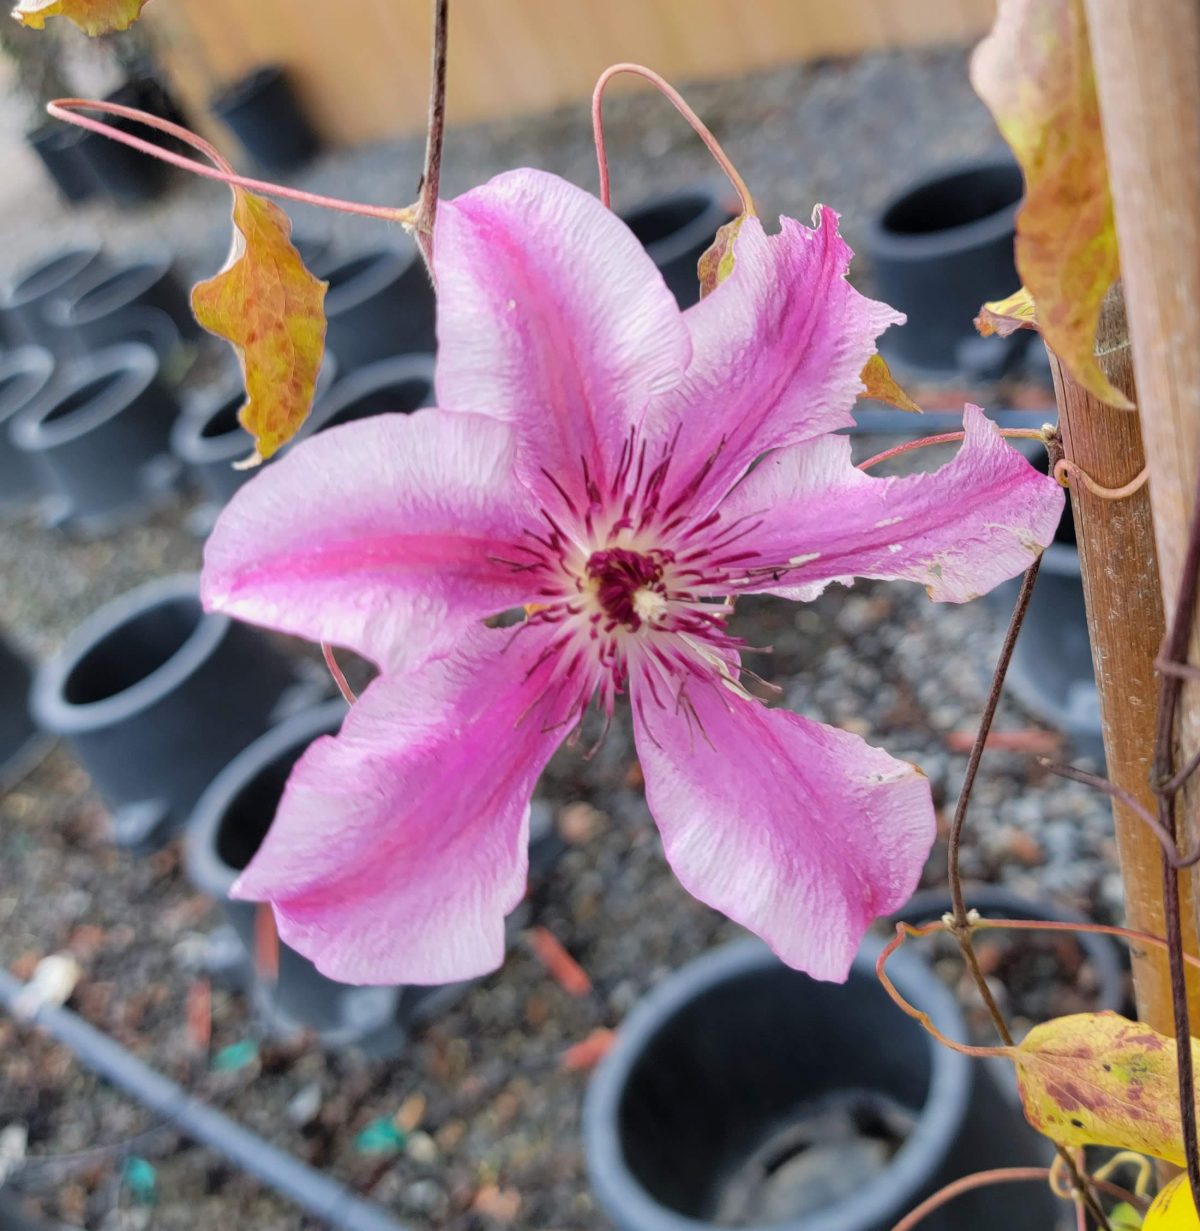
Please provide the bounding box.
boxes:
[585,547,670,631]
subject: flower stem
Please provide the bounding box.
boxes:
[411,0,449,272]
[856,428,1046,473]
[46,99,409,223]
[591,62,755,215]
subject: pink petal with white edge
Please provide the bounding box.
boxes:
[232,624,582,985]
[202,410,534,674]
[434,169,691,505]
[720,404,1064,603]
[632,672,934,982]
[645,207,903,511]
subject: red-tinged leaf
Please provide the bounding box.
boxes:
[191,188,327,465]
[527,925,592,997]
[858,353,921,413]
[976,286,1039,338]
[697,215,747,299]
[12,0,148,34]
[1011,1011,1192,1163]
[971,0,1132,409]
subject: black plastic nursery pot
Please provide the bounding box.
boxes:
[171,354,340,511]
[0,636,39,789]
[297,352,435,440]
[26,121,102,205]
[584,938,1058,1231]
[322,247,436,372]
[865,159,1024,374]
[210,66,320,173]
[30,574,296,851]
[74,82,171,206]
[50,254,201,358]
[185,702,413,1056]
[0,347,55,508]
[9,342,182,534]
[0,243,108,352]
[620,186,739,310]
[291,231,339,280]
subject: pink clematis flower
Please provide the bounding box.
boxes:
[201,169,1063,986]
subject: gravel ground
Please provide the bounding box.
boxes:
[0,46,1124,1231]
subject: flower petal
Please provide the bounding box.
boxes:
[201,409,534,672]
[434,169,691,505]
[633,674,934,982]
[232,625,577,985]
[721,404,1064,603]
[646,207,902,510]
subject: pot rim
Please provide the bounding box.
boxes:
[298,352,435,441]
[184,700,348,897]
[11,343,159,449]
[210,64,288,114]
[620,185,737,271]
[583,936,970,1231]
[54,254,174,328]
[866,158,1023,263]
[0,347,55,429]
[3,241,106,309]
[323,247,419,316]
[31,574,229,735]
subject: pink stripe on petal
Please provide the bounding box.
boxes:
[201,409,535,673]
[633,673,934,982]
[722,405,1064,603]
[434,169,691,506]
[645,207,902,512]
[231,624,581,985]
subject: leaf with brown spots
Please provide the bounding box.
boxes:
[191,189,327,465]
[971,0,1132,408]
[697,214,746,300]
[858,353,921,413]
[12,0,148,34]
[1146,1175,1199,1231]
[976,286,1038,338]
[1011,1011,1192,1163]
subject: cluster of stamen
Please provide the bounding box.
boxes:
[496,428,769,734]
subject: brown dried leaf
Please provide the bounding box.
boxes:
[971,0,1131,409]
[12,0,148,34]
[697,215,747,299]
[976,286,1039,338]
[858,353,921,413]
[191,189,327,464]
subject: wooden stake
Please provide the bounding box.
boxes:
[1085,0,1200,978]
[1050,288,1200,1029]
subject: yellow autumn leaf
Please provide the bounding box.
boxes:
[11,0,148,35]
[1012,1012,1192,1164]
[697,215,746,299]
[191,189,328,465]
[971,0,1132,409]
[858,352,921,413]
[976,286,1039,338]
[1146,1176,1199,1231]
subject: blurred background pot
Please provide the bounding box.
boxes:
[10,343,182,534]
[322,247,435,371]
[172,354,339,520]
[584,937,1056,1231]
[297,352,434,440]
[865,158,1023,374]
[25,121,101,205]
[184,702,411,1056]
[30,575,297,851]
[620,185,738,309]
[0,635,45,791]
[210,66,320,173]
[0,347,55,508]
[0,243,108,352]
[50,254,201,358]
[74,82,173,206]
